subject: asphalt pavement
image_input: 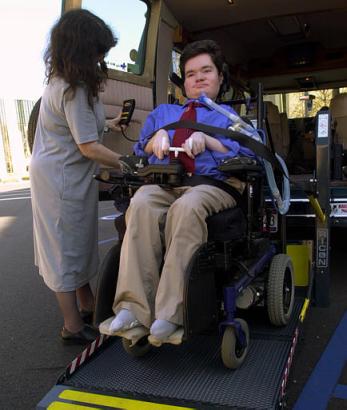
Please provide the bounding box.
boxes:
[0,181,118,410]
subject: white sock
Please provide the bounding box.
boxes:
[150,319,178,340]
[110,309,137,332]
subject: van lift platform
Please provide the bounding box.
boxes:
[37,107,334,410]
[37,298,304,410]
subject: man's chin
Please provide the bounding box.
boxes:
[192,90,209,99]
[189,90,216,100]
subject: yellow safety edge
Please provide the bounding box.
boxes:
[299,298,310,323]
[48,402,100,409]
[49,389,195,410]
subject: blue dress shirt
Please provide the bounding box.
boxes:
[134,100,254,181]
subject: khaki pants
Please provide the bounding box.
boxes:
[112,184,236,328]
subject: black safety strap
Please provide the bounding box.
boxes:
[181,174,242,205]
[147,120,284,174]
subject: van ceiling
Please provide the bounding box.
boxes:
[164,0,347,92]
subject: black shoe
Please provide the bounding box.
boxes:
[61,324,99,345]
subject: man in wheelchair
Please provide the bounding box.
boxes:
[108,40,254,337]
[103,40,294,368]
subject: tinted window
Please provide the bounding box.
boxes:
[81,0,149,75]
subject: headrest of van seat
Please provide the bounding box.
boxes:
[330,93,347,118]
[265,101,281,124]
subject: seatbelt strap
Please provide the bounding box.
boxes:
[147,120,284,174]
[181,174,242,205]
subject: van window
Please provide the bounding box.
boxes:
[171,49,181,77]
[263,94,285,113]
[264,90,336,119]
[81,0,149,75]
[169,50,184,103]
[286,90,334,119]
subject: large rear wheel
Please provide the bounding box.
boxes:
[94,242,121,327]
[27,98,41,153]
[267,254,295,326]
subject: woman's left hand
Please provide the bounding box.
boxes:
[182,131,206,158]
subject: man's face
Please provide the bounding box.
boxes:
[183,53,223,100]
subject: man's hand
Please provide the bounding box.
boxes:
[182,131,206,158]
[149,129,170,159]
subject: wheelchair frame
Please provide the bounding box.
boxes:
[95,154,295,369]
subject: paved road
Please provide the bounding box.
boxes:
[0,181,346,409]
[0,182,119,410]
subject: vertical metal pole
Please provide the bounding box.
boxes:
[314,111,331,307]
[257,83,264,132]
[281,213,287,254]
[247,180,253,255]
[304,91,309,117]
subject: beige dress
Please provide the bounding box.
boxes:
[30,77,105,292]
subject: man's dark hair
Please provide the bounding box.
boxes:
[44,9,117,106]
[179,39,230,99]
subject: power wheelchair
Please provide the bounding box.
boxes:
[94,149,295,369]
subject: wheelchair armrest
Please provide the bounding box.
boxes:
[136,162,184,177]
[119,155,148,174]
[136,162,185,186]
[119,156,185,180]
[218,156,263,174]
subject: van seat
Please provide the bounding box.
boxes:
[265,102,288,159]
[330,93,347,148]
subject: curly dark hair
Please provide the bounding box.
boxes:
[179,39,230,99]
[44,9,117,106]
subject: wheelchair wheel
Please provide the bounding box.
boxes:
[122,336,152,358]
[267,254,295,326]
[221,318,249,369]
[94,242,121,327]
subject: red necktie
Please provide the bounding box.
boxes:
[170,102,197,173]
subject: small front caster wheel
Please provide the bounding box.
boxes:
[122,335,151,357]
[221,318,249,369]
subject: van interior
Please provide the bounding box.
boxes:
[163,0,347,178]
[93,0,347,180]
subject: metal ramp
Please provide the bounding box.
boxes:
[51,299,303,410]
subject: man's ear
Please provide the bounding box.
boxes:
[219,72,224,85]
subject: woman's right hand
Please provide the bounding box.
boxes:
[146,129,170,159]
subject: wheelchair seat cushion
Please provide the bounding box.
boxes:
[207,207,246,242]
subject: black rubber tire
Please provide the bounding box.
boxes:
[27,98,41,153]
[122,336,152,358]
[267,254,295,326]
[221,318,249,369]
[94,242,121,327]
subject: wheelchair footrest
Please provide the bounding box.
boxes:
[99,316,149,345]
[148,328,184,347]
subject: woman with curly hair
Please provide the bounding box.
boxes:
[30,9,122,344]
